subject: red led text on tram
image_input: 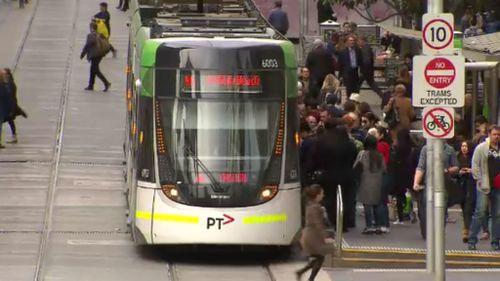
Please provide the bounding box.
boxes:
[183,74,261,88]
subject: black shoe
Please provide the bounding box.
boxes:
[295,271,301,281]
[84,87,93,91]
[0,144,5,149]
[468,243,477,251]
[492,243,500,251]
[104,83,111,92]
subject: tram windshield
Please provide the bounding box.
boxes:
[157,98,282,207]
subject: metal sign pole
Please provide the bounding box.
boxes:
[426,139,435,273]
[429,1,446,280]
[426,1,445,280]
[433,140,446,281]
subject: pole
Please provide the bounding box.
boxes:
[425,140,435,273]
[299,0,306,63]
[427,1,445,281]
[433,140,446,281]
[491,66,499,124]
[472,71,478,138]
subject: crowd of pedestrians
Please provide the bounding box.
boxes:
[297,17,500,258]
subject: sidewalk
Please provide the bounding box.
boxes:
[0,0,37,70]
[326,268,500,281]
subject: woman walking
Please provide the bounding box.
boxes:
[390,128,414,224]
[354,135,387,234]
[3,68,27,143]
[297,184,333,281]
[0,70,15,148]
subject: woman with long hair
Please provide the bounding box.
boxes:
[3,68,28,143]
[318,74,341,106]
[0,70,15,148]
[354,135,386,234]
[297,184,332,281]
[457,141,476,243]
[389,128,414,224]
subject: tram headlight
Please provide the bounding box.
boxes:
[161,184,181,202]
[259,185,278,202]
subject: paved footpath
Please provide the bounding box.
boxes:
[0,0,36,70]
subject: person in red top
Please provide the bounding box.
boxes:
[374,126,391,165]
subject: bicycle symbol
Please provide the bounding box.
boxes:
[426,115,450,131]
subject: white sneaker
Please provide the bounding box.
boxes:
[392,220,404,225]
[379,226,390,233]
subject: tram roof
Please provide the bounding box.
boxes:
[140,37,296,68]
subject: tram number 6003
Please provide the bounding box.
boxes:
[261,59,279,68]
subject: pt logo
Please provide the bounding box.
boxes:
[206,214,235,230]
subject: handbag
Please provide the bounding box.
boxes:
[384,105,400,129]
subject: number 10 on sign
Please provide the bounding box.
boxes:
[422,13,454,55]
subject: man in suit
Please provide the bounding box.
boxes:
[338,34,362,98]
[358,36,382,98]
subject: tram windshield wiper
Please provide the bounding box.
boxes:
[183,142,225,193]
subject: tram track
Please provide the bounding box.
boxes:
[166,262,276,281]
[30,0,81,280]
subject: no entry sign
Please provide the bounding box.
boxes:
[424,57,455,89]
[422,107,454,139]
[422,13,455,55]
[412,55,465,107]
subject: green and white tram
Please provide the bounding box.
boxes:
[125,0,300,245]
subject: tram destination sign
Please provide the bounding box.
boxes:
[412,55,465,107]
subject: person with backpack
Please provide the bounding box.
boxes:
[80,22,111,92]
[93,2,117,58]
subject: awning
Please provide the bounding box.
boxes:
[377,23,421,41]
[463,32,500,55]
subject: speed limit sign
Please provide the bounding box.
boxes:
[422,13,454,55]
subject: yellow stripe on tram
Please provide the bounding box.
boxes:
[242,214,287,224]
[135,211,199,224]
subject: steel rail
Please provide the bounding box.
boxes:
[33,0,80,280]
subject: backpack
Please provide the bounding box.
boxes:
[95,33,111,57]
[94,18,109,39]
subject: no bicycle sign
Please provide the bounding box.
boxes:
[422,107,454,139]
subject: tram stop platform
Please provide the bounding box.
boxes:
[321,207,500,280]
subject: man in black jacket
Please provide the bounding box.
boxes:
[80,22,111,92]
[305,39,335,103]
[358,36,382,98]
[268,1,289,35]
[338,34,362,98]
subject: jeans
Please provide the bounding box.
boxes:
[468,189,500,245]
[416,190,448,239]
[364,203,387,228]
[88,57,109,89]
